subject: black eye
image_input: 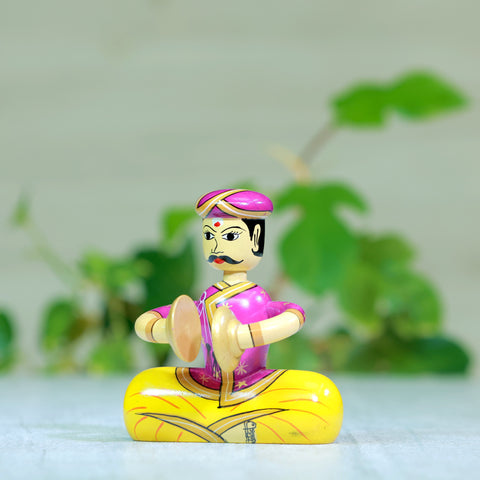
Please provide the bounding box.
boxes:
[204,232,214,240]
[222,232,240,241]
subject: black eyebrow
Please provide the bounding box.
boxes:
[203,225,215,232]
[221,225,246,233]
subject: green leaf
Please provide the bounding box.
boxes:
[410,336,470,373]
[337,234,414,329]
[331,84,390,127]
[276,183,367,295]
[358,234,415,272]
[276,182,367,213]
[390,71,467,119]
[11,194,31,227]
[0,309,15,369]
[337,262,384,332]
[135,237,197,310]
[100,298,142,336]
[79,251,146,294]
[79,251,112,285]
[330,71,468,128]
[338,234,440,338]
[344,334,470,374]
[163,207,197,243]
[87,337,134,374]
[41,298,79,351]
[315,327,356,371]
[383,271,442,338]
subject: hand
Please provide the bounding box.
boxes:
[134,295,201,363]
[211,307,244,373]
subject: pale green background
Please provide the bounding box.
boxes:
[1,1,479,373]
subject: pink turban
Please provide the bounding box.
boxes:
[195,189,273,219]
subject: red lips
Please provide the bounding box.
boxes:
[214,258,225,264]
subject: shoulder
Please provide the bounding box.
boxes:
[200,285,220,299]
[249,284,271,301]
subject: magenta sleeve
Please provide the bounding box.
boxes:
[151,301,200,319]
[151,305,171,318]
[266,301,305,323]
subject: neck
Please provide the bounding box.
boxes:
[223,271,248,285]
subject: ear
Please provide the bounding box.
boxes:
[252,224,261,252]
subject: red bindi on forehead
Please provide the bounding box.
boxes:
[214,222,221,227]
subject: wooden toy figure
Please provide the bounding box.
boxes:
[124,189,343,444]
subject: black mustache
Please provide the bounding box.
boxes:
[208,255,243,265]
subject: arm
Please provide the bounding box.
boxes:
[134,307,170,344]
[211,301,305,372]
[237,307,305,349]
[134,296,202,363]
[237,302,305,349]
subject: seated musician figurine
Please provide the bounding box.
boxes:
[124,189,343,444]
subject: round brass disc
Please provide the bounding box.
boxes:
[166,295,201,362]
[211,306,243,373]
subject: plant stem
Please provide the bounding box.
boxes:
[299,123,337,166]
[270,123,337,299]
[24,220,80,290]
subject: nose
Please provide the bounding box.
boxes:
[212,238,223,254]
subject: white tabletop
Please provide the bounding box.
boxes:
[0,375,478,479]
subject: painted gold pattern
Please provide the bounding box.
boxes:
[195,189,272,219]
[208,408,284,435]
[195,189,245,218]
[214,201,271,219]
[139,408,285,443]
[286,308,305,327]
[176,367,287,407]
[141,413,226,442]
[248,322,265,347]
[145,317,158,342]
[205,281,255,330]
[125,367,344,444]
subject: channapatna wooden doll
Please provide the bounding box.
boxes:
[124,189,343,444]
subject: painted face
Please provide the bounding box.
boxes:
[202,217,262,272]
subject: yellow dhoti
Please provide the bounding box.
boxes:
[124,367,343,444]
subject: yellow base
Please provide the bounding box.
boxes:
[124,367,343,444]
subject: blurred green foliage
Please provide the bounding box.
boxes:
[10,194,196,373]
[332,71,467,126]
[0,309,15,370]
[9,69,471,374]
[269,70,470,373]
[269,195,469,373]
[275,183,367,295]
